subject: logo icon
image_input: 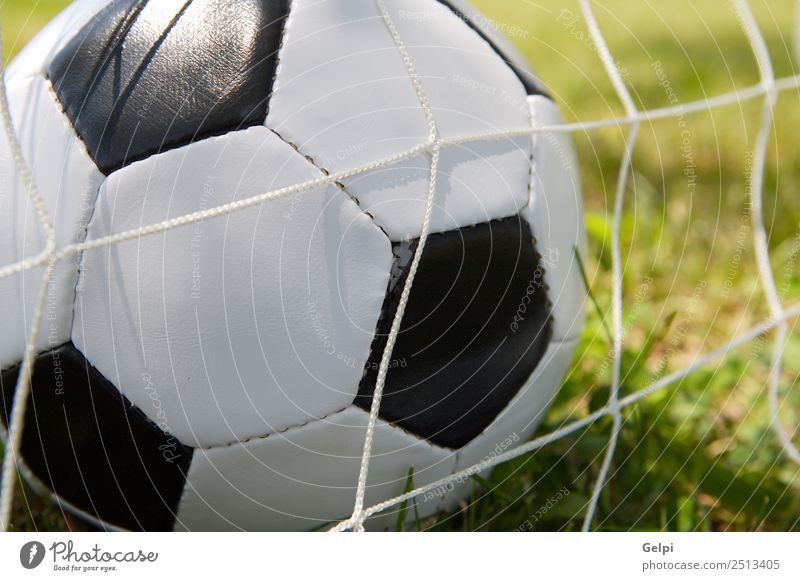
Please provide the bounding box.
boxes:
[20,541,46,569]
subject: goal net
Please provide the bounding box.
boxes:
[1,0,799,532]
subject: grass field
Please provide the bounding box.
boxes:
[2,0,800,531]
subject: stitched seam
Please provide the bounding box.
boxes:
[262,1,359,203]
[41,76,104,343]
[266,7,396,435]
[198,405,351,451]
[266,126,401,258]
[524,97,537,214]
[529,96,585,344]
[448,107,556,449]
[266,126,355,199]
[264,0,295,122]
[525,98,555,314]
[433,0,548,98]
[263,124,395,414]
[264,0,398,237]
[196,404,453,454]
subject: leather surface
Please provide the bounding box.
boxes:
[0,0,585,531]
[522,95,587,342]
[175,406,457,531]
[383,0,531,141]
[73,126,393,448]
[453,337,577,474]
[48,0,291,174]
[355,215,553,449]
[266,0,533,239]
[0,342,192,531]
[0,75,103,370]
[435,0,546,95]
[265,0,430,178]
[343,139,531,241]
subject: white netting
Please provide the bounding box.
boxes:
[1,0,799,531]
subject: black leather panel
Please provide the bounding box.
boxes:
[355,215,552,449]
[0,343,193,531]
[436,0,546,96]
[47,0,291,174]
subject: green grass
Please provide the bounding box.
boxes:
[1,0,70,59]
[3,0,800,532]
[425,0,800,532]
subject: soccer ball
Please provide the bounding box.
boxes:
[0,0,584,530]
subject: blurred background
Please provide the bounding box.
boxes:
[2,0,799,531]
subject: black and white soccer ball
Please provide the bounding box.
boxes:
[0,0,584,530]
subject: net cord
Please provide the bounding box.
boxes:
[0,0,797,531]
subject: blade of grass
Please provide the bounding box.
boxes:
[574,245,613,345]
[626,310,677,385]
[395,466,416,532]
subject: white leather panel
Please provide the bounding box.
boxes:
[72,126,393,448]
[384,0,530,139]
[522,95,586,342]
[176,406,458,531]
[266,0,430,174]
[439,0,545,91]
[343,137,530,241]
[268,0,533,240]
[0,75,102,368]
[6,0,112,82]
[453,337,578,478]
